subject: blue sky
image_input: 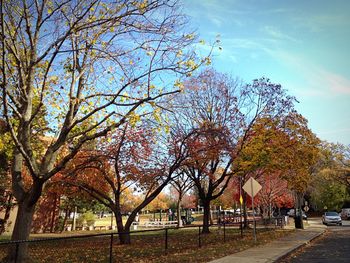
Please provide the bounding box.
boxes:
[183,0,350,145]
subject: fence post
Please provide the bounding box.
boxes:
[254,220,257,239]
[164,228,168,251]
[223,222,226,242]
[15,243,19,263]
[198,226,201,248]
[109,233,114,263]
[240,220,243,238]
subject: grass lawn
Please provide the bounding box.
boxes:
[90,213,171,227]
[0,226,294,263]
[93,212,204,226]
[0,235,11,242]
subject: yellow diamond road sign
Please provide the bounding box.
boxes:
[239,195,243,205]
[242,177,262,198]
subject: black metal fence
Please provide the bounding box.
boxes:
[0,218,286,263]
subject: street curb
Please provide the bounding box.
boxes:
[273,230,326,262]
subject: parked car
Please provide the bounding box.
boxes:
[322,211,342,226]
[340,208,350,220]
[302,211,307,220]
[287,209,295,217]
[287,209,307,220]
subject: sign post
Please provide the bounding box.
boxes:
[242,177,262,242]
[239,176,243,237]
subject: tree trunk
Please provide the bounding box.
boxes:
[202,200,211,234]
[50,193,58,233]
[7,200,36,263]
[7,174,44,263]
[177,199,183,228]
[209,206,213,225]
[60,208,69,233]
[118,228,131,244]
[243,193,249,229]
[294,191,304,229]
[114,210,131,245]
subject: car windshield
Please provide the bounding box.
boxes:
[325,212,339,216]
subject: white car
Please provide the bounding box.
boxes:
[287,209,307,219]
[340,208,350,219]
[322,211,342,226]
[287,209,295,217]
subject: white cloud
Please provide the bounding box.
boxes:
[292,14,350,32]
[262,26,301,43]
[221,37,266,50]
[208,39,350,98]
[321,71,350,95]
[266,49,350,97]
[228,55,238,63]
[209,17,223,27]
[185,0,246,28]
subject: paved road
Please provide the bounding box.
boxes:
[278,219,350,263]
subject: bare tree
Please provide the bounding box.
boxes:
[171,69,296,233]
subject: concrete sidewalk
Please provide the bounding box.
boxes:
[209,218,326,263]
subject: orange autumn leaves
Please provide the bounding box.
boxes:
[236,113,320,193]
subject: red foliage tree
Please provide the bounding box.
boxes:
[31,190,60,234]
[59,124,189,244]
[256,172,294,218]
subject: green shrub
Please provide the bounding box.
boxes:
[75,211,96,227]
[84,211,96,226]
[76,215,85,227]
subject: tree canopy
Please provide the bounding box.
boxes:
[0,0,211,260]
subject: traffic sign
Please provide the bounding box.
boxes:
[242,177,262,243]
[242,177,262,198]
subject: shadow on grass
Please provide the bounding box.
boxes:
[0,226,293,263]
